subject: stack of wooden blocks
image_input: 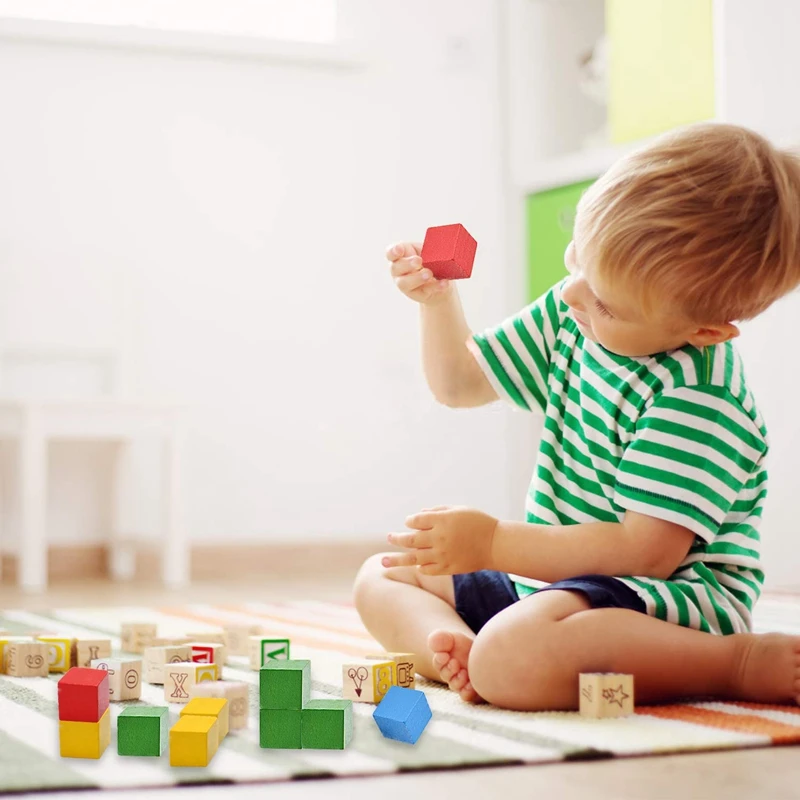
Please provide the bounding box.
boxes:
[260,660,353,750]
[170,697,230,767]
[57,668,112,759]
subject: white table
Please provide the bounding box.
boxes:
[0,399,188,592]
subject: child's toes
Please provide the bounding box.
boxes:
[459,681,484,704]
[449,668,469,692]
[432,652,450,670]
[439,657,462,683]
[428,630,455,654]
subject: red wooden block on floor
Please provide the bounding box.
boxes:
[58,667,110,723]
[421,223,477,280]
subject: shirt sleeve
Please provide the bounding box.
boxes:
[467,281,565,413]
[613,385,768,542]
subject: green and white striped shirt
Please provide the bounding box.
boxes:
[469,281,767,635]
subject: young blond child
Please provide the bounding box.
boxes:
[354,122,800,711]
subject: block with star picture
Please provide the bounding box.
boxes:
[579,673,634,718]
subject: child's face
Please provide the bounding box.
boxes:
[561,241,696,357]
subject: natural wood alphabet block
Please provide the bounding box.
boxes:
[365,652,417,689]
[121,624,157,654]
[5,642,49,677]
[71,639,112,668]
[342,660,395,704]
[144,645,193,684]
[579,673,635,718]
[90,657,143,701]
[164,661,218,704]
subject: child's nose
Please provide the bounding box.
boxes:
[562,277,586,313]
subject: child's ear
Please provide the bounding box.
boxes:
[686,322,740,347]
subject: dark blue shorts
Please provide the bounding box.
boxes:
[452,570,647,634]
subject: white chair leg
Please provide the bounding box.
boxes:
[162,421,188,588]
[108,441,136,581]
[0,442,5,585]
[18,410,47,593]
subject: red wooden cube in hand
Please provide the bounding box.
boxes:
[421,224,477,280]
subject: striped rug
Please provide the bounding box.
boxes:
[0,594,798,793]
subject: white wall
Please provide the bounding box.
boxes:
[0,0,519,551]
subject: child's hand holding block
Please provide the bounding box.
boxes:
[421,223,477,280]
[342,660,395,704]
[579,673,635,718]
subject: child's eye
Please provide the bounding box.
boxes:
[594,300,613,318]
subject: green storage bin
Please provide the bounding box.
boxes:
[527,179,595,303]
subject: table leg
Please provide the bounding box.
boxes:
[162,421,188,588]
[18,410,47,593]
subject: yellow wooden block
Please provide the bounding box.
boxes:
[190,681,249,730]
[59,708,111,759]
[36,636,72,673]
[164,662,218,704]
[121,623,157,654]
[5,642,49,677]
[342,660,395,704]
[181,697,229,739]
[71,639,112,668]
[169,715,219,767]
[579,673,635,719]
[365,652,417,689]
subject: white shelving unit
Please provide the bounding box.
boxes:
[505,0,610,193]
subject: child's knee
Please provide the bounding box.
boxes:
[353,553,411,610]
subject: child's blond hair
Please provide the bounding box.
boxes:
[575,123,800,323]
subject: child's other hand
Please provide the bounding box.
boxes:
[386,242,452,305]
[383,506,498,575]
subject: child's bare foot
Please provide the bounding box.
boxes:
[732,633,800,705]
[428,630,485,704]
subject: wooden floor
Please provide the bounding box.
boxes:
[2,570,798,800]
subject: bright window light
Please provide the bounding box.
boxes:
[0,0,337,43]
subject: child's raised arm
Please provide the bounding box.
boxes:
[387,241,497,408]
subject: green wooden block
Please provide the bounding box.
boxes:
[117,706,169,757]
[301,699,353,750]
[259,709,302,749]
[259,660,310,710]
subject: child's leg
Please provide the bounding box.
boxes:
[353,554,481,700]
[455,589,800,710]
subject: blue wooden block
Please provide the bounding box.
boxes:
[372,686,431,745]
